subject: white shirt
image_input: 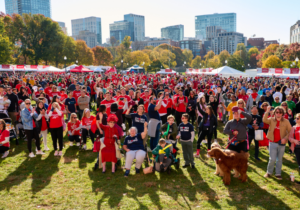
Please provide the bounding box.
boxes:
[273,92,283,102]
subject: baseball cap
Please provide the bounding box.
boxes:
[143,85,147,89]
[232,106,239,113]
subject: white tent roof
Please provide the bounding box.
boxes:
[42,66,64,72]
[65,64,78,71]
[212,66,249,77]
[157,69,177,74]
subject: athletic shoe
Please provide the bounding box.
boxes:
[36,150,45,155]
[1,151,9,158]
[58,151,63,156]
[82,145,87,150]
[29,152,35,158]
[76,143,80,146]
[54,151,59,156]
[182,164,190,168]
[264,173,271,178]
[275,175,282,180]
[194,153,200,158]
[202,139,207,143]
[136,168,140,174]
[44,147,50,151]
[124,170,130,177]
[191,164,195,169]
[69,142,73,146]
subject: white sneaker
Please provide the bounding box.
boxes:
[69,142,73,146]
[214,139,218,143]
[2,151,9,158]
[58,151,63,156]
[76,143,80,146]
[29,152,35,158]
[36,150,45,155]
[82,145,87,150]
[44,147,50,151]
[54,151,59,156]
[203,140,207,144]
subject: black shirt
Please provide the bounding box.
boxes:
[6,93,19,112]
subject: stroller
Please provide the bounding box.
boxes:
[0,112,18,144]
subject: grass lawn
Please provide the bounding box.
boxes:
[1,107,300,209]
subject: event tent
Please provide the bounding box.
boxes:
[65,64,78,71]
[41,66,65,72]
[256,68,300,79]
[212,66,249,77]
[69,65,93,73]
[156,69,177,74]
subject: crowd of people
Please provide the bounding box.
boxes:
[0,71,299,181]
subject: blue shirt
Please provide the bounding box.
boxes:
[262,88,271,95]
[130,113,148,133]
[148,103,161,120]
[65,97,76,112]
[124,133,144,150]
[178,122,194,141]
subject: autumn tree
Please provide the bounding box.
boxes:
[227,54,245,71]
[92,46,113,66]
[129,51,150,69]
[275,44,288,60]
[121,36,132,51]
[75,40,94,65]
[204,50,215,67]
[182,49,193,67]
[235,43,248,67]
[218,50,230,66]
[0,17,14,64]
[262,55,283,68]
[191,56,202,68]
[282,43,300,61]
[208,55,221,69]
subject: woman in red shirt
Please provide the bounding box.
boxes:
[81,108,96,150]
[289,113,300,180]
[36,101,50,151]
[68,113,81,146]
[48,102,63,156]
[48,85,61,101]
[281,102,289,120]
[0,119,10,158]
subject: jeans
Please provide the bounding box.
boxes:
[82,128,95,144]
[248,134,259,159]
[181,141,194,165]
[125,150,146,169]
[150,123,160,150]
[155,154,172,171]
[267,142,285,175]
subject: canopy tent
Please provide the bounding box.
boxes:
[93,67,104,72]
[69,65,93,73]
[40,66,65,72]
[105,67,117,74]
[65,64,78,71]
[156,69,177,74]
[186,68,214,75]
[212,66,249,77]
[84,65,110,72]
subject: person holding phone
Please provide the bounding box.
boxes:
[263,106,291,180]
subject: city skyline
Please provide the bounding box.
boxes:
[0,0,299,45]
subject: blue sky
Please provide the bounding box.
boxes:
[0,0,299,44]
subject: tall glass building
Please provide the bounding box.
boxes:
[195,13,236,40]
[161,25,184,41]
[124,14,145,41]
[71,17,102,46]
[5,0,51,18]
[109,20,134,43]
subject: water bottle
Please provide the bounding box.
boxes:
[290,172,295,182]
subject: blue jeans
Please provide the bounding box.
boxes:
[267,142,285,175]
[150,123,160,150]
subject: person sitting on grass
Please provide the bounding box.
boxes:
[0,119,10,158]
[123,122,148,177]
[152,139,172,173]
[67,113,81,146]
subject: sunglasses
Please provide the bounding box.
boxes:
[25,103,31,105]
[282,104,287,106]
[275,112,282,114]
[72,117,77,119]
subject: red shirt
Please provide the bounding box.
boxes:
[273,120,281,143]
[294,126,300,141]
[100,99,116,116]
[68,120,81,136]
[164,97,173,109]
[0,129,9,147]
[174,96,188,112]
[142,95,151,113]
[157,99,168,115]
[49,91,61,99]
[16,84,22,91]
[117,95,131,114]
[58,83,66,88]
[73,90,81,104]
[60,93,68,102]
[44,87,52,96]
[81,116,95,127]
[237,94,249,104]
[49,110,63,128]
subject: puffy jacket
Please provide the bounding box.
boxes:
[20,108,38,130]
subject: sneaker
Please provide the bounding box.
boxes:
[2,151,9,158]
[264,173,271,178]
[135,168,140,174]
[255,157,261,161]
[36,150,45,155]
[191,164,195,169]
[182,164,190,168]
[160,164,165,172]
[124,170,130,177]
[44,147,50,151]
[82,145,87,150]
[29,152,35,158]
[275,175,282,180]
[194,153,200,158]
[76,143,80,146]
[214,139,218,143]
[58,151,63,156]
[54,151,59,156]
[69,142,73,146]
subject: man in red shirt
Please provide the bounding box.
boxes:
[100,92,116,116]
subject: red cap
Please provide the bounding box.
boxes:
[107,114,118,123]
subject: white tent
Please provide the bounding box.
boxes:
[93,67,104,72]
[212,66,249,77]
[65,64,78,71]
[41,66,65,72]
[157,69,177,74]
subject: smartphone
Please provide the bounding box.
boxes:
[120,98,124,101]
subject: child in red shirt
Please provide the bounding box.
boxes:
[68,113,81,146]
[81,109,96,150]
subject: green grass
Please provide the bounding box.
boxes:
[1,108,300,209]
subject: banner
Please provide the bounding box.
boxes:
[165,69,172,72]
[285,68,299,74]
[2,65,10,69]
[30,65,38,69]
[16,65,25,69]
[257,68,269,73]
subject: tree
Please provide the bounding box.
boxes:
[172,47,185,67]
[0,17,14,64]
[63,36,77,66]
[149,59,162,72]
[262,44,279,61]
[204,51,215,67]
[248,47,259,56]
[48,31,66,66]
[75,40,94,65]
[262,55,283,68]
[157,49,176,68]
[248,47,259,68]
[227,54,245,71]
[144,45,154,50]
[92,46,113,66]
[235,43,248,67]
[129,51,150,68]
[282,43,300,61]
[275,44,288,60]
[182,49,193,67]
[191,56,202,68]
[121,36,132,51]
[218,50,230,66]
[208,55,221,69]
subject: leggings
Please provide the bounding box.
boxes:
[213,128,217,140]
[125,150,146,169]
[161,115,167,124]
[25,128,41,153]
[188,111,195,125]
[295,148,300,168]
[197,127,213,150]
[175,111,184,125]
[50,126,64,151]
[69,135,80,142]
[82,128,95,144]
[0,146,9,153]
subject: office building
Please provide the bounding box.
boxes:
[195,13,236,40]
[4,0,51,18]
[57,21,67,35]
[73,30,97,48]
[161,25,184,41]
[206,26,226,41]
[211,32,247,55]
[124,14,145,41]
[291,21,300,44]
[179,39,202,57]
[131,38,179,51]
[72,17,102,46]
[264,40,279,48]
[109,20,134,43]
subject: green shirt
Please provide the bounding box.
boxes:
[286,100,296,111]
[272,101,281,108]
